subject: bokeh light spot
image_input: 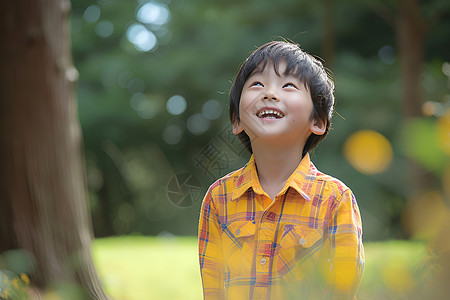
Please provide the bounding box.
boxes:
[118,70,133,88]
[163,125,183,145]
[421,101,445,117]
[128,78,146,94]
[126,23,157,52]
[378,45,395,65]
[130,93,158,119]
[137,2,170,25]
[202,99,222,120]
[343,130,393,175]
[442,62,450,77]
[95,20,114,38]
[166,95,187,116]
[83,5,101,23]
[187,114,210,135]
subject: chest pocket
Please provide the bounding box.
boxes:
[276,225,324,282]
[222,221,256,276]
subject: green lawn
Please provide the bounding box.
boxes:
[92,236,202,300]
[92,236,427,300]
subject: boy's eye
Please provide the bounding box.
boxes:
[283,83,297,89]
[250,81,263,87]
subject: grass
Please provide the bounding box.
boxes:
[358,240,427,299]
[92,236,202,300]
[92,236,427,300]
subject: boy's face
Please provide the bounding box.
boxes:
[233,61,325,147]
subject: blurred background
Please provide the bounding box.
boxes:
[71,0,450,241]
[68,0,450,298]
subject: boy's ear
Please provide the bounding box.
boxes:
[232,120,244,135]
[310,117,327,136]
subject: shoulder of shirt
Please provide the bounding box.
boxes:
[205,166,245,196]
[309,161,352,197]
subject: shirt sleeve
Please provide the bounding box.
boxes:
[319,188,365,300]
[198,190,225,299]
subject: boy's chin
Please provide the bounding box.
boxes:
[250,134,298,145]
[248,129,310,145]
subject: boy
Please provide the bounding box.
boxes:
[198,41,364,299]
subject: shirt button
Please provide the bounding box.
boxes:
[260,257,267,266]
[235,229,241,236]
[299,238,306,245]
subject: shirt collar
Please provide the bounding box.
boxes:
[231,153,314,201]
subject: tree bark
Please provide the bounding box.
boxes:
[397,0,426,118]
[396,0,434,194]
[0,0,109,298]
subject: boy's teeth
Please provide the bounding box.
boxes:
[257,110,284,118]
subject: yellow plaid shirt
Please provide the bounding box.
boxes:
[198,154,364,299]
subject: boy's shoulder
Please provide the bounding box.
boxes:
[206,166,245,196]
[311,165,351,197]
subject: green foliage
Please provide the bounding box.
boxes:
[400,118,447,175]
[71,0,450,239]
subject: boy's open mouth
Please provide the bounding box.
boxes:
[256,109,285,119]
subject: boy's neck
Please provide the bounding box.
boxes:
[252,143,304,201]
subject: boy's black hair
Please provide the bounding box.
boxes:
[229,41,335,157]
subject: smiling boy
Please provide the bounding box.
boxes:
[198,41,364,299]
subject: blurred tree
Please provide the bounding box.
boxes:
[0,0,109,298]
[374,0,449,117]
[70,0,450,240]
[372,0,450,192]
[397,0,426,118]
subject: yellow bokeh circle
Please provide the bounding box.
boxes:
[343,130,393,175]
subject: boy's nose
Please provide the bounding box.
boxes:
[262,90,279,101]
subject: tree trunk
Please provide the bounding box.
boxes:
[397,0,426,118]
[0,0,109,298]
[396,0,433,193]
